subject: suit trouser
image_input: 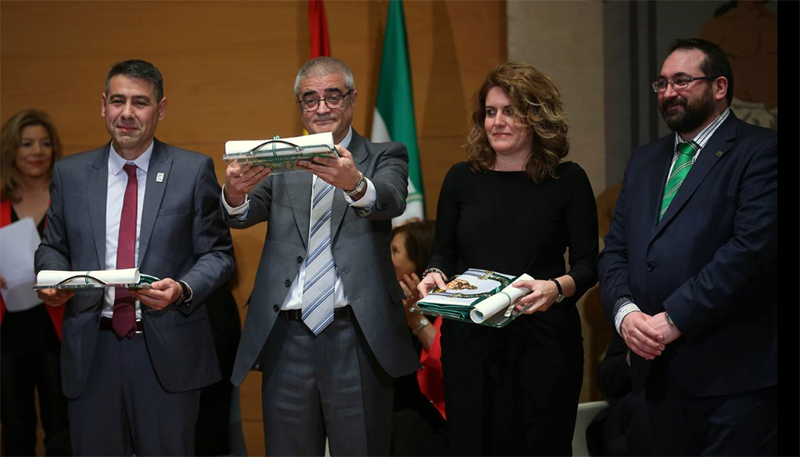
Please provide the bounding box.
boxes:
[195,285,241,456]
[260,307,394,456]
[68,328,200,456]
[644,368,777,456]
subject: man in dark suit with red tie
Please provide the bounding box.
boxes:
[35,59,234,456]
[598,38,776,455]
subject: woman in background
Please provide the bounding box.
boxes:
[390,220,448,456]
[1,109,71,456]
[418,63,598,455]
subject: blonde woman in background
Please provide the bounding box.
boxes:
[1,109,71,456]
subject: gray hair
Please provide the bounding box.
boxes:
[293,57,355,97]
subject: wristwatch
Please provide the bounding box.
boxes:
[346,171,366,197]
[413,317,430,336]
[175,280,191,307]
[549,278,564,303]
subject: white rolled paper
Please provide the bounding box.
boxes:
[469,274,534,323]
[36,268,140,287]
[224,132,334,157]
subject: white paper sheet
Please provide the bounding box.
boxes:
[0,218,42,312]
[469,274,534,323]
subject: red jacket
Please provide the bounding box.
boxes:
[0,198,64,341]
[418,316,445,419]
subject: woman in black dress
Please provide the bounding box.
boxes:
[418,63,598,455]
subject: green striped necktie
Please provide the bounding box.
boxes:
[659,141,699,220]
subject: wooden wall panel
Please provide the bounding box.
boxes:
[1,1,506,454]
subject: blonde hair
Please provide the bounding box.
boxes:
[466,62,569,183]
[1,109,63,201]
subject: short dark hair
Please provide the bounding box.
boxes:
[668,38,734,106]
[105,59,164,101]
[392,220,436,277]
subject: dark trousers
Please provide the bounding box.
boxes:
[1,305,70,457]
[586,392,653,456]
[260,307,394,456]
[195,285,241,456]
[645,373,777,456]
[68,329,200,456]
[391,404,448,456]
[0,352,71,456]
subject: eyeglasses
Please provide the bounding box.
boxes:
[298,90,352,112]
[651,75,717,93]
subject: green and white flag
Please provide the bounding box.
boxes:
[371,0,424,226]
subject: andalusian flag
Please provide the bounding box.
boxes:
[371,0,425,225]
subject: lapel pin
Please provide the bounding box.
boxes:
[156,172,165,183]
[715,151,724,157]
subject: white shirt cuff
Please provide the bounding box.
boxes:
[343,177,376,210]
[221,185,250,216]
[615,303,641,335]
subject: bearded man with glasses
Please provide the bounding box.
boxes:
[220,56,418,455]
[598,38,777,455]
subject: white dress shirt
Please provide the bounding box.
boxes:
[101,142,153,319]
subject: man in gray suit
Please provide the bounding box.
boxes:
[36,59,235,456]
[222,56,418,455]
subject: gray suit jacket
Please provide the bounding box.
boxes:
[225,130,418,385]
[36,139,235,398]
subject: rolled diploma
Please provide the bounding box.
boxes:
[469,274,534,323]
[36,268,140,287]
[224,132,334,157]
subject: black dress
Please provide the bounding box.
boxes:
[427,162,598,455]
[1,209,71,456]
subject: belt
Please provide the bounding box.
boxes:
[99,317,144,334]
[279,306,351,321]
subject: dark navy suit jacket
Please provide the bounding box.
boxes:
[598,113,777,397]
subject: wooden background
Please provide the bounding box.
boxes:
[1,1,506,454]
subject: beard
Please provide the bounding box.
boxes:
[659,86,716,134]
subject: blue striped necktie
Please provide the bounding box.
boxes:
[659,141,699,220]
[302,178,336,335]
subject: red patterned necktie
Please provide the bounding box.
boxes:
[111,163,137,338]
